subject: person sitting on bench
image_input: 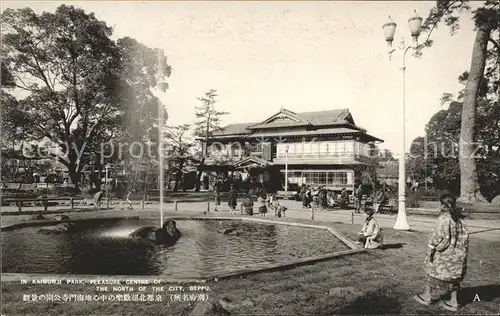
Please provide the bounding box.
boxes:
[356,201,383,249]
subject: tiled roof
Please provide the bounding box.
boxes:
[247,120,308,129]
[296,109,351,125]
[212,122,255,136]
[211,108,375,139]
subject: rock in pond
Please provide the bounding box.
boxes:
[217,228,236,235]
[38,223,75,234]
[129,220,181,246]
[54,215,70,221]
[31,214,48,220]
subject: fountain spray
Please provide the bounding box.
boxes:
[156,49,167,228]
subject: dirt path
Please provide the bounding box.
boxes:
[2,200,499,241]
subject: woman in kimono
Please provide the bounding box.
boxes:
[413,194,469,312]
[214,181,221,211]
[339,188,349,209]
[356,202,383,249]
[256,194,267,216]
[300,185,308,208]
[319,186,328,209]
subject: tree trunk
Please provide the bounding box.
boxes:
[458,26,491,204]
[195,131,210,192]
[93,158,103,190]
[173,171,180,192]
[67,165,81,189]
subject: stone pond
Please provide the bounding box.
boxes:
[1,218,351,279]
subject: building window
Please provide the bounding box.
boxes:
[311,142,319,156]
[284,170,352,189]
[230,143,242,157]
[277,144,285,155]
[319,172,327,185]
[278,141,366,159]
[303,142,312,157]
[319,142,328,156]
[293,143,301,157]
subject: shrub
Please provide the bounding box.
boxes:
[52,186,80,196]
[406,191,421,208]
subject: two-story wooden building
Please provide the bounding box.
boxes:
[200,108,383,193]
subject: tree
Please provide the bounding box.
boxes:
[1,68,39,182]
[410,93,500,199]
[164,124,194,191]
[1,6,171,188]
[193,89,228,191]
[408,136,435,189]
[419,0,500,202]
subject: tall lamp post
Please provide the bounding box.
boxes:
[285,145,289,193]
[382,10,423,230]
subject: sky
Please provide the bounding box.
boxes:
[2,1,481,155]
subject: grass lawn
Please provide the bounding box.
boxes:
[1,217,499,315]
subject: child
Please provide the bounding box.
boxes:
[241,194,254,216]
[94,190,104,209]
[274,201,287,218]
[125,191,133,210]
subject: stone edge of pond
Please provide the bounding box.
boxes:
[204,247,366,281]
[166,215,363,250]
[165,215,366,282]
[0,216,141,231]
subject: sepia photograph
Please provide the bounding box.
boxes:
[1,0,499,315]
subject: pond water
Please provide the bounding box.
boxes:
[1,219,349,279]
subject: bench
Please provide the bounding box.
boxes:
[2,197,84,212]
[3,183,21,190]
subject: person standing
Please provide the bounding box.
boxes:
[242,193,254,216]
[374,189,386,214]
[340,188,349,209]
[305,186,313,208]
[322,186,328,208]
[355,184,363,213]
[125,190,133,210]
[214,182,221,211]
[228,184,237,214]
[413,194,469,312]
[300,185,308,208]
[94,190,104,209]
[256,194,267,217]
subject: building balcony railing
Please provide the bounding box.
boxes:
[206,150,374,164]
[276,152,359,159]
[273,153,373,165]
